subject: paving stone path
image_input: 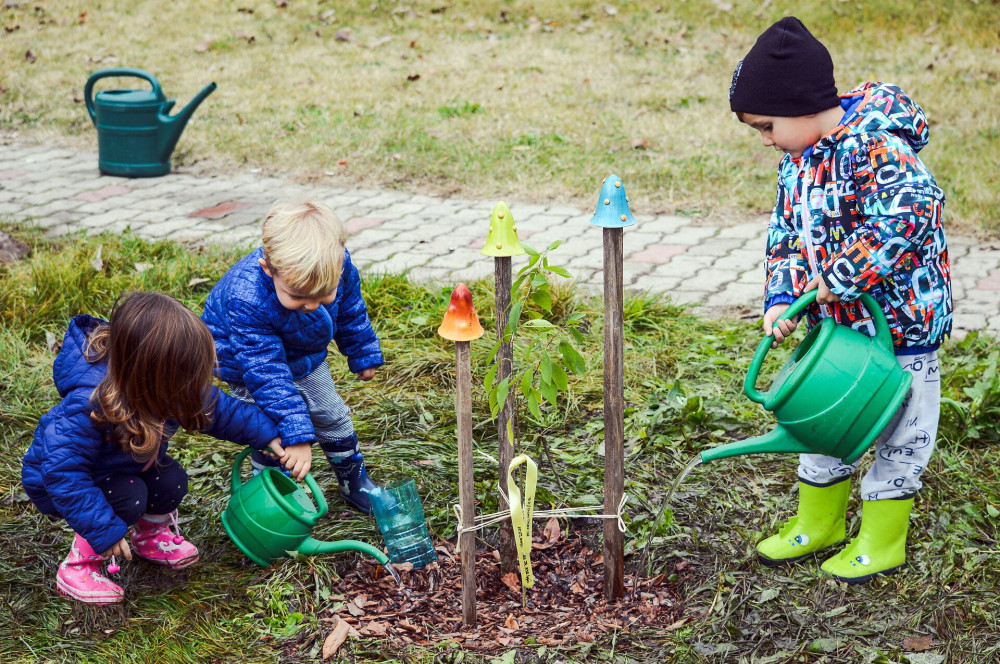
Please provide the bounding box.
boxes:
[2,138,998,339]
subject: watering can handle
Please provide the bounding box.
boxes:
[744,290,892,404]
[231,447,330,523]
[84,68,163,125]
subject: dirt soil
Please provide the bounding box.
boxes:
[0,229,30,263]
[293,523,686,657]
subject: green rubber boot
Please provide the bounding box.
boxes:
[821,497,913,584]
[756,479,851,567]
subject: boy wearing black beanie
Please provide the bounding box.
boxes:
[730,17,952,585]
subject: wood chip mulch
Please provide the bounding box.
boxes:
[317,522,687,653]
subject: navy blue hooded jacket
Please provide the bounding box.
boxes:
[21,315,281,554]
[201,247,383,447]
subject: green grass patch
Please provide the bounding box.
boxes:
[1,226,998,662]
[2,1,998,232]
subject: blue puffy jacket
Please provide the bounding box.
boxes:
[201,247,383,447]
[21,315,281,555]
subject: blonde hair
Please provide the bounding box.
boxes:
[261,199,347,297]
[86,292,217,464]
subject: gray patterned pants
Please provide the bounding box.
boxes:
[797,351,940,501]
[230,362,358,470]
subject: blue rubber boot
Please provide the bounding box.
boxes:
[319,433,378,515]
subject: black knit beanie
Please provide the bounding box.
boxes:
[729,16,840,117]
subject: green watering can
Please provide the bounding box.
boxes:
[85,68,216,177]
[701,291,911,465]
[222,449,396,578]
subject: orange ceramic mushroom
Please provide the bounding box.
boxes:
[438,283,485,342]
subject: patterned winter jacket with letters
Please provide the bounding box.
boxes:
[201,247,383,447]
[764,81,952,352]
[21,315,280,555]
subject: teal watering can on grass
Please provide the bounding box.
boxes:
[701,291,911,465]
[85,68,216,177]
[222,449,393,574]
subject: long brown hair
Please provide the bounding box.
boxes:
[86,292,217,464]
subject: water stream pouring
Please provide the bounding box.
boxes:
[222,449,398,583]
[701,291,911,465]
[85,68,216,177]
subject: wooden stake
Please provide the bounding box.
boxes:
[456,340,477,626]
[602,227,625,601]
[495,256,517,574]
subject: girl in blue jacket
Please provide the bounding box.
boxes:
[21,292,295,605]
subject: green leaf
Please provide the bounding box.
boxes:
[530,288,552,312]
[521,241,539,256]
[559,340,586,373]
[551,362,568,391]
[547,265,572,278]
[527,389,542,419]
[495,377,511,418]
[523,319,555,329]
[519,368,532,396]
[530,273,548,288]
[540,377,558,406]
[483,361,498,393]
[540,353,553,384]
[547,239,562,251]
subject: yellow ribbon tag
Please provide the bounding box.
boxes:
[506,454,537,590]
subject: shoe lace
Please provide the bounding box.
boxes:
[168,511,185,545]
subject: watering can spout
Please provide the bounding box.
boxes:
[700,426,813,464]
[296,537,390,566]
[157,81,216,162]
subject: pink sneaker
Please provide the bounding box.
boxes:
[56,534,124,605]
[131,511,199,569]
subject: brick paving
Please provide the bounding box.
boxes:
[1,137,997,339]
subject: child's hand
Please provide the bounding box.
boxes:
[764,303,798,348]
[356,367,377,381]
[278,443,313,480]
[103,538,132,561]
[805,275,841,305]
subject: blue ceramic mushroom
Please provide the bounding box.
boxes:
[589,174,636,229]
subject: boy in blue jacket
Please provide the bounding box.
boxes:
[203,199,384,514]
[729,17,952,583]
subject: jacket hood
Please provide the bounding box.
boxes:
[52,314,107,397]
[819,81,930,153]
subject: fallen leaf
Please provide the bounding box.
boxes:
[337,159,348,166]
[504,614,519,630]
[542,517,561,544]
[134,262,152,274]
[334,28,353,42]
[903,635,939,652]
[500,572,520,591]
[360,620,388,636]
[346,601,365,617]
[322,618,351,660]
[195,40,212,53]
[353,594,368,609]
[45,331,60,354]
[187,277,210,287]
[91,245,103,271]
[367,36,391,49]
[24,49,36,63]
[631,138,650,150]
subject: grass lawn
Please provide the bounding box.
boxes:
[1,227,998,663]
[2,1,998,232]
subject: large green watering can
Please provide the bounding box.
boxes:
[85,68,216,177]
[701,291,911,465]
[222,449,395,576]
